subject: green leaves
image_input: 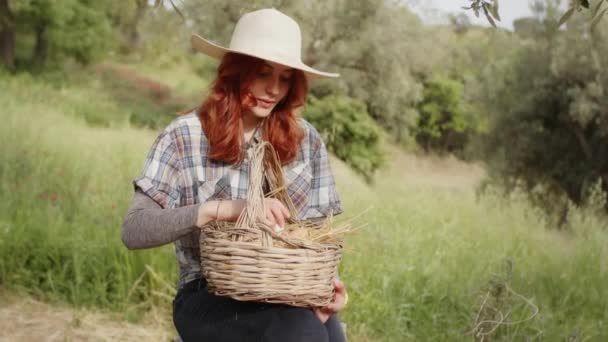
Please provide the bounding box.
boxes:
[557,7,576,28]
[4,0,115,68]
[462,0,605,29]
[592,0,605,16]
[477,15,608,215]
[414,75,481,154]
[462,0,501,27]
[557,0,607,29]
[591,8,607,30]
[304,95,385,182]
[591,0,607,30]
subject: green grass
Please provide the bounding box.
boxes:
[1,70,607,341]
[0,74,179,318]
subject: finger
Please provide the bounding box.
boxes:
[265,210,277,226]
[327,285,346,312]
[268,198,290,219]
[326,293,345,312]
[269,206,286,228]
[278,202,291,219]
[312,308,329,323]
[333,279,345,293]
[312,307,320,319]
[263,207,282,233]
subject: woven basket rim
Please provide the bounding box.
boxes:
[198,142,344,307]
[201,235,342,250]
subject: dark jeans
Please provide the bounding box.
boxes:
[173,278,346,342]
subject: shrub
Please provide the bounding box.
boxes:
[304,95,385,182]
[414,75,483,155]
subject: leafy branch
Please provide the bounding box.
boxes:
[461,0,501,27]
[463,0,606,30]
[154,0,184,19]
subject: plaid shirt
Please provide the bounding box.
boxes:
[133,111,343,287]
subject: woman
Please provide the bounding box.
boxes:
[122,8,346,342]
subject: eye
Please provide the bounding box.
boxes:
[280,72,294,82]
[257,71,272,78]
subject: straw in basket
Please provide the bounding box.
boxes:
[199,142,343,308]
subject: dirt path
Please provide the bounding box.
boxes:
[0,290,175,342]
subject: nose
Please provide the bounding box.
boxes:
[266,76,280,96]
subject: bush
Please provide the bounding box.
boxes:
[304,95,385,182]
[414,75,483,155]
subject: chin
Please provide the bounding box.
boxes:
[250,106,274,118]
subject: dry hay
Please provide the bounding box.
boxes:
[203,215,353,250]
[467,261,540,341]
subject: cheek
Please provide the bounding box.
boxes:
[278,84,290,99]
[248,80,264,97]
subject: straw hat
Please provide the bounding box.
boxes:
[191,8,339,79]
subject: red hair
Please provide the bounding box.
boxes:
[197,53,308,165]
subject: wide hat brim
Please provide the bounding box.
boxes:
[191,34,339,80]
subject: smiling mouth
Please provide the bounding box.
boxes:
[256,98,276,105]
[256,97,276,109]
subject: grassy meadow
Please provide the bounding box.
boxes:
[1,66,607,341]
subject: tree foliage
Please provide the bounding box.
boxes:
[4,0,607,199]
[477,8,608,216]
[415,75,483,154]
[1,0,113,69]
[304,95,385,182]
[464,0,607,30]
[178,0,426,145]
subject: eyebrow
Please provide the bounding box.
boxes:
[263,63,295,73]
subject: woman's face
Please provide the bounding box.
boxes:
[246,61,294,119]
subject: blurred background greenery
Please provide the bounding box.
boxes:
[1,0,607,341]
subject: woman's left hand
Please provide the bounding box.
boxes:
[313,279,347,324]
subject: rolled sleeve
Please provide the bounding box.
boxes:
[305,139,343,219]
[133,131,182,209]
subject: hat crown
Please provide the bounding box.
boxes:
[229,8,302,64]
[190,8,339,78]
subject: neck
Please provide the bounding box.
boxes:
[242,111,263,142]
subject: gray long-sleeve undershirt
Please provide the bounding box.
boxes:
[121,189,201,249]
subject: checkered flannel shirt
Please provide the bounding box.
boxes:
[133,111,343,287]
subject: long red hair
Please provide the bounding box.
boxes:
[197,53,308,165]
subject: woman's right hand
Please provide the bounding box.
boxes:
[196,198,290,231]
[261,198,291,230]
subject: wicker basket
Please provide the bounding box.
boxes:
[199,142,343,308]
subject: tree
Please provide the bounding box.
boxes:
[304,95,385,181]
[415,75,482,153]
[463,0,607,30]
[0,0,15,70]
[477,7,608,218]
[0,0,113,70]
[292,0,425,144]
[107,0,149,54]
[449,12,473,34]
[176,0,426,144]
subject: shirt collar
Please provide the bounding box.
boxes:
[245,121,264,149]
[252,125,263,144]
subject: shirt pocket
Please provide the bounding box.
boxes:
[197,173,232,203]
[282,161,313,219]
[183,174,232,250]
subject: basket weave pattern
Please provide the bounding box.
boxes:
[199,142,343,308]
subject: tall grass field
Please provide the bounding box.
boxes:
[1,70,607,341]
